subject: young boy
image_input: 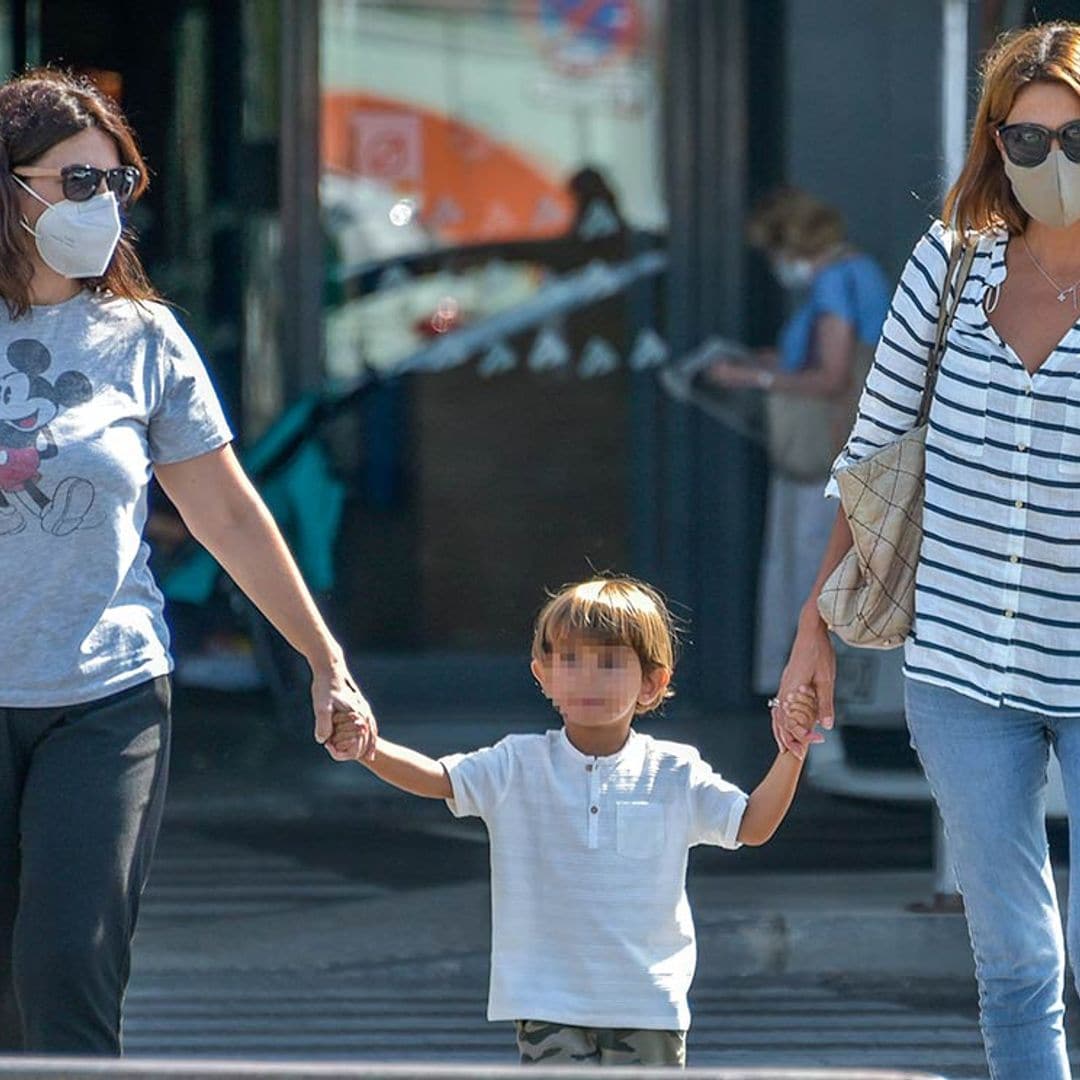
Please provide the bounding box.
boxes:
[329,576,811,1067]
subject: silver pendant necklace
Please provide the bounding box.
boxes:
[1022,234,1080,309]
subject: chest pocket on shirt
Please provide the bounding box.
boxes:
[615,801,666,859]
[928,345,989,459]
[1058,379,1080,473]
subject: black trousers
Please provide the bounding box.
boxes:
[0,676,171,1054]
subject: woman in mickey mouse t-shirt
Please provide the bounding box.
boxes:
[0,70,376,1053]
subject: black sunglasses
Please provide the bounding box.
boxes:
[998,121,1080,167]
[13,163,141,205]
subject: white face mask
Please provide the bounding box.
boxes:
[1004,148,1080,229]
[771,255,815,290]
[13,175,122,278]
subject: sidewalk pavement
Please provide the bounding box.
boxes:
[134,858,982,982]
[156,687,991,984]
[0,1060,949,1079]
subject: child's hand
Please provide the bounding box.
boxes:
[774,685,818,761]
[326,716,360,760]
[327,710,376,763]
[784,686,817,726]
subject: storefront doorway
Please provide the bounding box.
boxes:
[319,0,669,657]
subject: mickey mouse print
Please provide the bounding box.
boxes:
[0,338,94,536]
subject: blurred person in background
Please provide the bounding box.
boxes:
[707,188,889,695]
[0,69,373,1055]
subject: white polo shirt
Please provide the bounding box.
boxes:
[439,728,748,1031]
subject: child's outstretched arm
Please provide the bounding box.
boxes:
[736,689,812,846]
[330,715,452,799]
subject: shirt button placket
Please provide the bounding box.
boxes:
[1005,542,1023,689]
[1000,381,1034,696]
[587,760,599,849]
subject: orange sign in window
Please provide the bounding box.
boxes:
[322,91,574,246]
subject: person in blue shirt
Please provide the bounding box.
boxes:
[707,188,890,694]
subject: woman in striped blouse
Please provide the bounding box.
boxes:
[775,23,1080,1079]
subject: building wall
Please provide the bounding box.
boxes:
[785,0,946,279]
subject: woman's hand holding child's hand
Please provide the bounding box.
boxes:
[772,607,836,758]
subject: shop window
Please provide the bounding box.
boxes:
[320,0,667,650]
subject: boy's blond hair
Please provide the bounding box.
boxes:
[531,577,677,713]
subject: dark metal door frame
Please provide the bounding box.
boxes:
[657,0,768,711]
[279,0,323,398]
[12,0,40,67]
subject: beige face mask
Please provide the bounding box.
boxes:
[1004,149,1080,228]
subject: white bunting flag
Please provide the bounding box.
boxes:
[478,340,518,378]
[528,326,571,372]
[579,336,620,379]
[628,328,669,371]
[577,199,621,240]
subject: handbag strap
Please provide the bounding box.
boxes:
[916,236,979,426]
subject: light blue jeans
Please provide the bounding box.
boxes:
[905,678,1076,1080]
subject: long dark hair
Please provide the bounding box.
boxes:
[0,67,158,318]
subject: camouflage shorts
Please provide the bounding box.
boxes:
[514,1019,686,1067]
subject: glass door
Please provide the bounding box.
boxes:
[320,0,668,653]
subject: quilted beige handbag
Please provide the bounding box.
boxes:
[816,237,977,649]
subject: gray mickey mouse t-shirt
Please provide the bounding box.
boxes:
[0,290,232,707]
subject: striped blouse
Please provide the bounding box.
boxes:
[831,219,1080,716]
